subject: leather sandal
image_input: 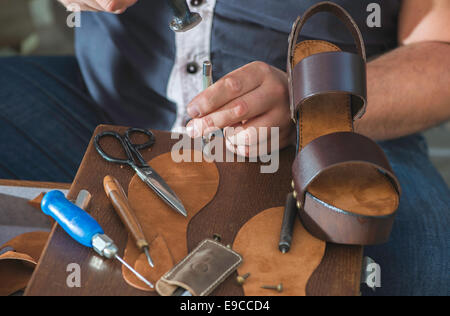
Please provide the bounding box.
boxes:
[287,2,401,245]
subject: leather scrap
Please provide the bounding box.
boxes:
[122,150,220,291]
[28,192,45,210]
[233,207,326,296]
[0,231,49,296]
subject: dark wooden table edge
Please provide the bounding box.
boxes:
[0,179,71,190]
[24,223,59,296]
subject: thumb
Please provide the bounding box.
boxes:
[97,0,137,13]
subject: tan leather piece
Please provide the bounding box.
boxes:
[122,150,220,291]
[123,234,174,291]
[294,40,399,217]
[0,231,49,296]
[0,231,49,263]
[28,192,45,210]
[0,252,36,296]
[233,207,326,296]
[0,251,36,263]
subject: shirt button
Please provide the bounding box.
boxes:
[190,0,204,7]
[186,62,199,74]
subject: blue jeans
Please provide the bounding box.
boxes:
[0,57,449,295]
[364,136,450,296]
[0,56,110,182]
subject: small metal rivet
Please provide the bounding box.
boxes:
[293,190,297,199]
[226,244,232,249]
[291,180,295,189]
[261,283,283,293]
[236,273,251,285]
[296,201,302,209]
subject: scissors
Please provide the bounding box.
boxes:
[94,128,187,217]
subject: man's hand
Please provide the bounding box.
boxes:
[186,62,294,157]
[59,0,137,13]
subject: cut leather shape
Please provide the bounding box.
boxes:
[123,150,220,291]
[0,231,49,263]
[288,2,400,245]
[0,231,49,296]
[123,234,174,291]
[233,207,326,296]
[156,239,242,296]
[28,192,45,210]
[0,252,36,296]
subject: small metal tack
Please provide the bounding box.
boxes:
[236,273,251,285]
[261,283,283,293]
[213,233,222,242]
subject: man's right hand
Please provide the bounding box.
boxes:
[59,0,137,14]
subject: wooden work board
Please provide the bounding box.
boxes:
[25,125,363,296]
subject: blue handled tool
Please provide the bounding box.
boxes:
[41,190,154,289]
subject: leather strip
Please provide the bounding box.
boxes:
[0,232,49,296]
[292,51,367,119]
[287,1,367,121]
[292,132,401,207]
[300,193,397,245]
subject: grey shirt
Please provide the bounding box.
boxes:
[75,0,401,129]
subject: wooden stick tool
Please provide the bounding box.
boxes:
[103,175,154,269]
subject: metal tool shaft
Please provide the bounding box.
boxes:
[278,193,298,253]
[115,254,154,289]
[143,247,154,268]
[203,61,213,90]
[201,60,224,148]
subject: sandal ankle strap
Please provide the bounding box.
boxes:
[287,1,367,122]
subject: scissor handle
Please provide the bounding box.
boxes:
[94,131,134,165]
[122,128,155,166]
[124,128,155,150]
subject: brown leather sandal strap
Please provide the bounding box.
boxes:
[300,194,397,245]
[293,51,367,120]
[287,1,367,121]
[292,132,401,207]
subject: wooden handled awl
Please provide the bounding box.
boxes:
[103,175,154,268]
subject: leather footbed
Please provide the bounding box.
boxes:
[294,40,399,217]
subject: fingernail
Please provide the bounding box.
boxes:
[192,120,202,138]
[237,146,248,157]
[186,124,195,137]
[235,131,250,146]
[187,105,200,118]
[187,120,201,138]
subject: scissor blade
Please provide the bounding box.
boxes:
[135,166,188,217]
